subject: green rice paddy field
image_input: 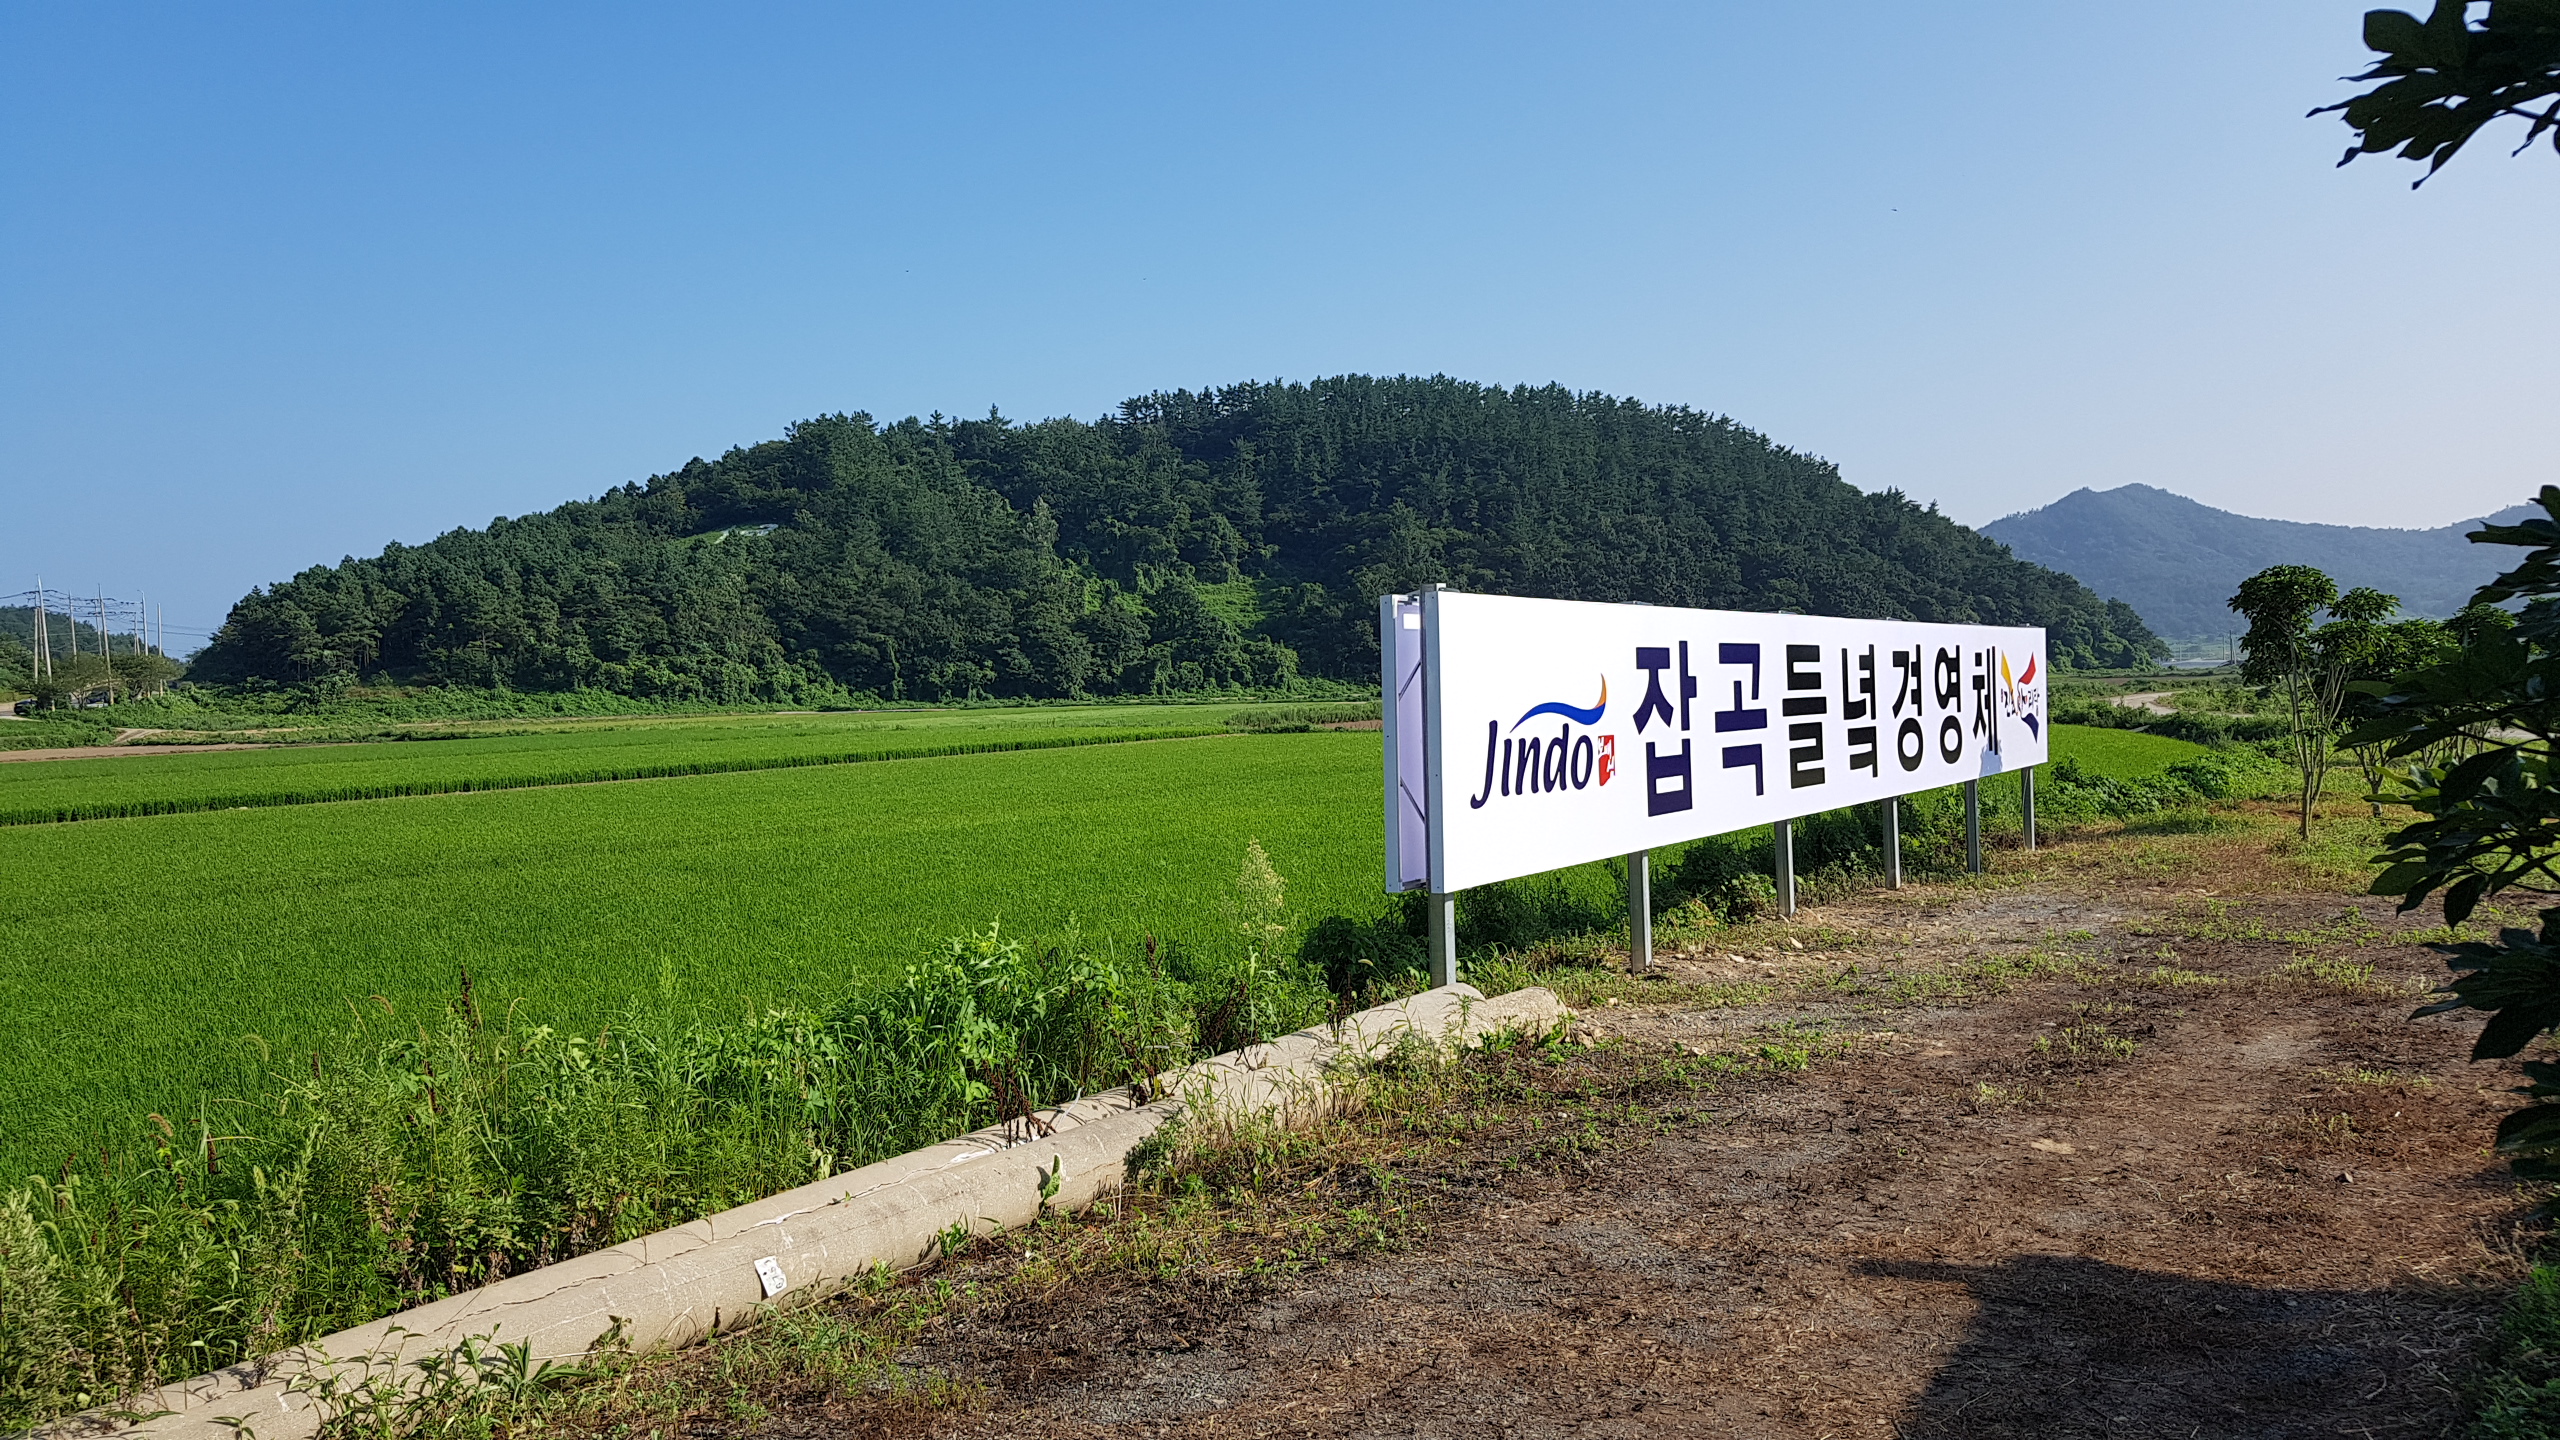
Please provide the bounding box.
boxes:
[2047,724,2221,779]
[0,717,2204,1178]
[0,703,1285,825]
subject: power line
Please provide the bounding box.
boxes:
[3,589,202,641]
[5,586,197,685]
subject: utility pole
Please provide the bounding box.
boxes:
[32,577,49,677]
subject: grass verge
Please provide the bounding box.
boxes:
[247,1021,1804,1440]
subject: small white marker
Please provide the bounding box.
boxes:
[754,1255,789,1299]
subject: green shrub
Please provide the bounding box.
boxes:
[1665,840,1782,922]
[1297,896,1428,997]
[2032,753,2278,821]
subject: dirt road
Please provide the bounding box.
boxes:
[566,832,2530,1440]
[899,894,2508,1438]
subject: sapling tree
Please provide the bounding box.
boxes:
[2342,614,2454,807]
[2230,567,2403,835]
[2310,596,2464,811]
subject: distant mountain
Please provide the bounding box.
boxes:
[1981,484,2538,640]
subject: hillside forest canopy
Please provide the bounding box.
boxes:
[187,377,2166,703]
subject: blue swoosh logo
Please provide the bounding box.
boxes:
[1513,678,1607,730]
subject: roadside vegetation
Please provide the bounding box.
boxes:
[124,1024,1722,1440]
[0,909,1339,1429]
[0,714,2291,1430]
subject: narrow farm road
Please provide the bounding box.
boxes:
[857,876,2517,1437]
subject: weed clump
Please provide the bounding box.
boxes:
[2469,1264,2560,1438]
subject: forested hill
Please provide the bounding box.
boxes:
[1983,484,2539,641]
[193,377,2165,700]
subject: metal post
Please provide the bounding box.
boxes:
[1964,780,1983,873]
[1627,850,1652,974]
[1775,820,1797,916]
[1883,797,1902,889]
[2021,766,2037,852]
[1419,583,1456,989]
[1427,890,1459,988]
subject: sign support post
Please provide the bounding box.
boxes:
[1964,780,1983,873]
[1420,587,1457,985]
[1627,850,1652,974]
[2022,767,2037,851]
[1775,820,1796,917]
[1883,798,1902,889]
[1426,892,1458,988]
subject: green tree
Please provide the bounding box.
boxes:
[109,649,183,698]
[2231,565,2350,836]
[2350,487,2560,1185]
[2452,598,2522,648]
[2318,1,2560,184]
[2333,602,2460,810]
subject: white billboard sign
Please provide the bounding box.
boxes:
[1384,590,2047,894]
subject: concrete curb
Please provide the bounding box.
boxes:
[45,983,1567,1440]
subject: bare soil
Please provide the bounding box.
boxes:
[662,841,2537,1439]
[0,741,283,763]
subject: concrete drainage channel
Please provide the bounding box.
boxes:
[57,982,1568,1440]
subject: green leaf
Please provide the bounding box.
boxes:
[2476,1003,2553,1060]
[2364,8,2427,53]
[2495,1104,2560,1151]
[2447,873,2490,925]
[2370,860,2433,897]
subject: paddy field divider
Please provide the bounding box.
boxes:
[46,981,1568,1440]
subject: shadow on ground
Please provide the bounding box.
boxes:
[1862,1254,2479,1438]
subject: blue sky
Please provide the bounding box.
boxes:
[5,2,2555,641]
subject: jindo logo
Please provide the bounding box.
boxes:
[2000,652,2042,740]
[1466,679,1615,809]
